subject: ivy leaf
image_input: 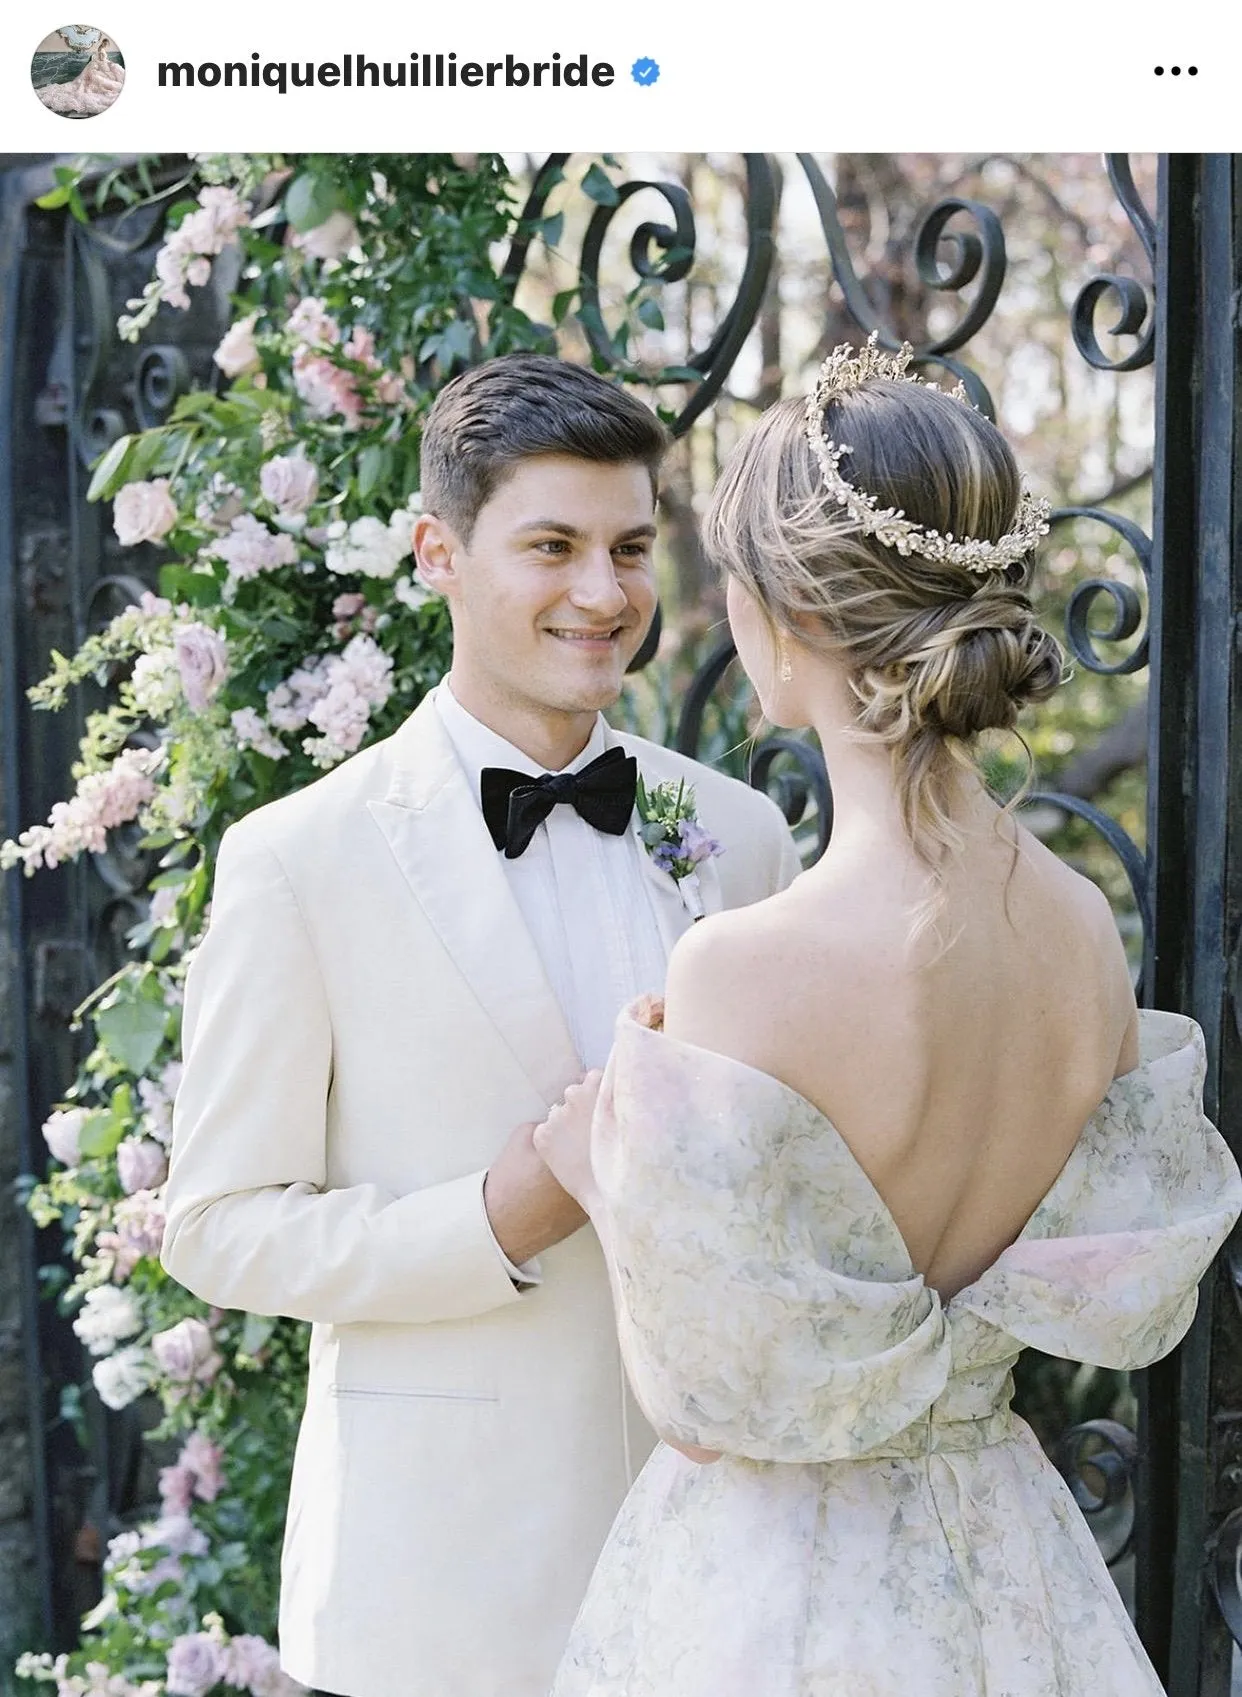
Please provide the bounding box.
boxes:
[581,164,620,207]
[94,976,168,1077]
[537,212,564,248]
[284,173,344,234]
[86,435,135,503]
[636,298,665,332]
[552,289,578,327]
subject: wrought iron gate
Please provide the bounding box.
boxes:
[1,150,1239,1690]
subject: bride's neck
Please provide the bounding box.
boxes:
[804,687,993,854]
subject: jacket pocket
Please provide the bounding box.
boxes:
[328,1384,500,1403]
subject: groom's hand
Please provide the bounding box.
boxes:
[483,1118,589,1267]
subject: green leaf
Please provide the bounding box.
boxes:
[636,298,665,332]
[655,365,702,384]
[284,173,344,234]
[240,1313,277,1356]
[77,1108,125,1161]
[35,185,73,210]
[356,443,388,499]
[552,288,578,327]
[159,562,221,607]
[537,212,564,248]
[86,434,135,503]
[581,164,620,207]
[94,977,168,1076]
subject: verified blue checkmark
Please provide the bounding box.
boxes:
[631,57,660,86]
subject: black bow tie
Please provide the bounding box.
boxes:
[480,747,638,859]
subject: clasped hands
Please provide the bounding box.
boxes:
[484,1070,721,1467]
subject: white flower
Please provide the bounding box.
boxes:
[324,511,415,580]
[210,513,299,583]
[130,648,182,719]
[213,312,262,379]
[92,1343,154,1410]
[231,707,288,761]
[392,573,437,610]
[113,480,178,547]
[42,1106,87,1166]
[74,1285,143,1356]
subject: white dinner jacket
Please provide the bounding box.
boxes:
[161,694,802,1697]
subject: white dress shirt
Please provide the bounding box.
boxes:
[434,682,672,1284]
[434,683,670,1071]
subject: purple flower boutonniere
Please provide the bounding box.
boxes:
[635,775,723,921]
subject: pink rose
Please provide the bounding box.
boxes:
[116,1137,169,1195]
[260,452,319,517]
[114,480,178,547]
[173,622,229,712]
[213,314,261,379]
[180,1430,225,1502]
[151,1317,222,1387]
[166,1632,226,1697]
[158,1463,195,1515]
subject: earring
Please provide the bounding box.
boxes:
[779,643,793,684]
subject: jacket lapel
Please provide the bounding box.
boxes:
[367,698,582,1107]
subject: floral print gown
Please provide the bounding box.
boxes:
[550,1002,1242,1697]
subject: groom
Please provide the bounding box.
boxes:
[161,353,801,1697]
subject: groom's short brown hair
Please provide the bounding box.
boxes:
[420,353,669,541]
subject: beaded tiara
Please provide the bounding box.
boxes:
[803,334,1051,575]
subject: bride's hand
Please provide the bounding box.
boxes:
[532,1070,604,1212]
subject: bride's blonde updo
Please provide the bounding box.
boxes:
[703,376,1065,871]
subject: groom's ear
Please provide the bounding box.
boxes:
[412,512,461,598]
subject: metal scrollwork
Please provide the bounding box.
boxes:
[1051,507,1151,676]
[507,154,777,438]
[674,637,830,860]
[1055,1418,1138,1567]
[133,344,191,430]
[1210,1506,1242,1648]
[1023,789,1151,958]
[1070,155,1156,374]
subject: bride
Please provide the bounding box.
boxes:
[533,339,1242,1696]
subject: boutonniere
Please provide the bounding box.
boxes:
[635,776,723,921]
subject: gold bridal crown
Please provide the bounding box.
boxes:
[802,334,1052,575]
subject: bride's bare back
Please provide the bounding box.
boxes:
[664,804,1138,1303]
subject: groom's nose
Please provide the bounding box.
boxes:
[568,549,630,617]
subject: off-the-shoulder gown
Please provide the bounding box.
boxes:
[550,1000,1242,1697]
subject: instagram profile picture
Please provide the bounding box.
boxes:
[32,24,125,117]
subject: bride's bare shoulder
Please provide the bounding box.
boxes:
[662,881,850,1063]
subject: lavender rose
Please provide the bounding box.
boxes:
[173,622,229,713]
[116,1135,169,1195]
[113,479,179,546]
[151,1316,222,1386]
[166,1631,227,1697]
[260,451,319,517]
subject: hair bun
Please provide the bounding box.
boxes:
[907,595,1064,740]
